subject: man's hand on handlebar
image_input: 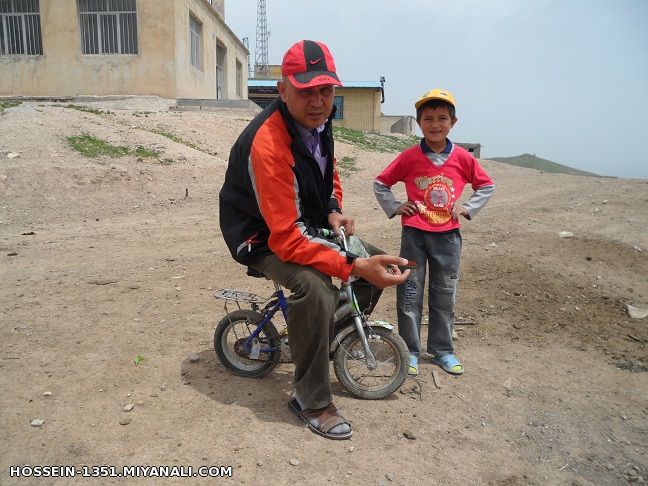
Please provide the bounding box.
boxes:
[351,255,411,289]
[328,212,355,236]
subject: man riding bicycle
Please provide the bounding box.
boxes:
[219,40,409,440]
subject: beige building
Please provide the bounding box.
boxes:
[248,68,416,135]
[456,143,481,158]
[248,78,385,132]
[0,0,248,100]
[333,83,383,132]
[380,114,416,137]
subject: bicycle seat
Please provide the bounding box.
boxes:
[246,267,266,279]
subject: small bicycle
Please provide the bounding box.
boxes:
[213,228,409,399]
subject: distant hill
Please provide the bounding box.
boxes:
[489,153,600,177]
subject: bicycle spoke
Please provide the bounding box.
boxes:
[338,336,402,390]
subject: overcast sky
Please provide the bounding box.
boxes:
[224,0,648,179]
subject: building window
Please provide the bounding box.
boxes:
[189,14,201,70]
[0,0,43,57]
[333,96,344,120]
[216,42,225,98]
[78,0,138,55]
[235,59,242,98]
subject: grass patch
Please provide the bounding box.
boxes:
[67,134,129,158]
[147,128,206,153]
[0,100,21,113]
[333,126,418,153]
[616,358,648,373]
[65,104,112,115]
[337,156,359,177]
[134,146,160,158]
[68,134,177,164]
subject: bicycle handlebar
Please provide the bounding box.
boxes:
[338,226,349,252]
[315,227,349,251]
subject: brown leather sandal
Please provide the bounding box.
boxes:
[288,398,353,440]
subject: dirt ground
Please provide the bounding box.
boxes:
[1,99,647,485]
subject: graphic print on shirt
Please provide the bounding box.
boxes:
[413,175,455,225]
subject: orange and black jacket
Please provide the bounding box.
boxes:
[219,98,356,281]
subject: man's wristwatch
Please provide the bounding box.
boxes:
[328,207,342,215]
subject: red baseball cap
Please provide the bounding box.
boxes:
[281,40,343,89]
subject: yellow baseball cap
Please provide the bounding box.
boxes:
[415,88,456,110]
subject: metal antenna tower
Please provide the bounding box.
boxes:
[255,0,269,76]
[242,37,252,78]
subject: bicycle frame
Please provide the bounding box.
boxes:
[337,227,377,370]
[213,232,409,398]
[213,227,377,368]
[215,282,288,355]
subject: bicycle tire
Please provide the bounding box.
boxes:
[333,327,408,399]
[214,309,281,378]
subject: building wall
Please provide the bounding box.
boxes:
[456,143,481,158]
[208,0,225,19]
[0,0,247,100]
[333,88,381,131]
[1,1,177,97]
[175,0,248,100]
[380,115,399,134]
[253,64,281,79]
[380,115,416,136]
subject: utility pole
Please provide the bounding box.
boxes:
[255,0,269,77]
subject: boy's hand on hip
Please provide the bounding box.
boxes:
[351,255,410,289]
[451,205,469,220]
[395,201,418,217]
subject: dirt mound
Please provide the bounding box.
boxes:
[1,102,646,485]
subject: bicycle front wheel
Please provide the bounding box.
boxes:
[214,310,281,378]
[333,327,408,399]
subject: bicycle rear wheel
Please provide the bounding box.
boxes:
[333,327,408,399]
[214,310,281,378]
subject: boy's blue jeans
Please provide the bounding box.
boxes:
[397,226,462,358]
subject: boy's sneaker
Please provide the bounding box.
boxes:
[408,355,419,376]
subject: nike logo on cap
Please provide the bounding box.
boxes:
[310,58,322,65]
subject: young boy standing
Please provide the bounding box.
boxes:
[373,88,495,376]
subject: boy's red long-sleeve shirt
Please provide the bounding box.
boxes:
[376,144,493,232]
